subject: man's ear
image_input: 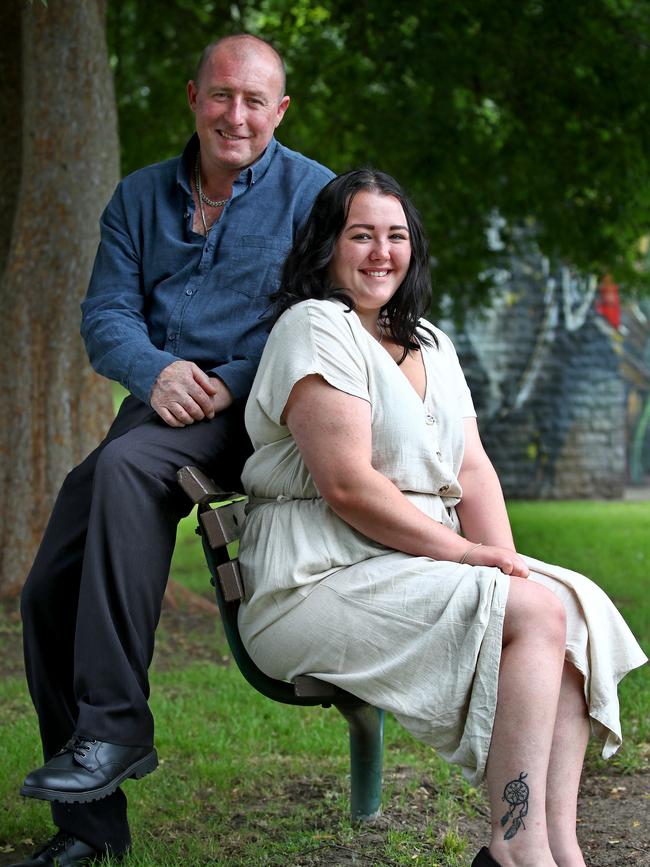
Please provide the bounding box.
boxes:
[187,80,198,112]
[275,95,291,129]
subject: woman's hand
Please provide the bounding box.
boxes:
[461,543,529,578]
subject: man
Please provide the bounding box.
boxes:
[14,34,332,867]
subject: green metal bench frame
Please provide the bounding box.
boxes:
[177,465,385,823]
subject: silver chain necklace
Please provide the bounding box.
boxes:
[194,153,229,234]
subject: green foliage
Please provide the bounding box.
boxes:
[107,0,650,316]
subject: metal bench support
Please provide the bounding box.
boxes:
[338,703,384,822]
[177,466,385,824]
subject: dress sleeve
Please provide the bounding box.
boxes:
[252,300,370,425]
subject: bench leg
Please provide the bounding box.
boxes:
[336,703,384,823]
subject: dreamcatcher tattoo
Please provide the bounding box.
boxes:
[500,771,529,840]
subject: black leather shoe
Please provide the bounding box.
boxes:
[20,735,158,803]
[7,831,123,865]
[471,848,503,867]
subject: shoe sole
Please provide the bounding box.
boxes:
[19,749,159,804]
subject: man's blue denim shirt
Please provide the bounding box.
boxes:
[81,135,333,405]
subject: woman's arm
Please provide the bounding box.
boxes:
[456,418,517,549]
[284,375,528,576]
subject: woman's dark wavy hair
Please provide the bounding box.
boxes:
[272,168,436,355]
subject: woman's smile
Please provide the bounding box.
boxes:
[329,190,411,328]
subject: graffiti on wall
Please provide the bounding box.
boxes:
[446,244,650,498]
[620,300,650,484]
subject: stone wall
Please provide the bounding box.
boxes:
[442,249,643,499]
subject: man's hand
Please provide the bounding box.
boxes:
[150,361,232,427]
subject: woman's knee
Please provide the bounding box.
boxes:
[503,577,566,647]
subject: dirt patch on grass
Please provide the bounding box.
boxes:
[205,768,650,866]
[196,769,649,866]
[575,771,650,865]
[153,583,231,671]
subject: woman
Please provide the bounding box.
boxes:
[237,169,646,867]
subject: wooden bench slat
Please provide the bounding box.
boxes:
[199,501,247,548]
[217,560,245,603]
[177,465,244,507]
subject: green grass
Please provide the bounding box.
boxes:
[1,499,648,865]
[509,500,649,639]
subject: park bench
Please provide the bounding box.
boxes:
[177,465,385,824]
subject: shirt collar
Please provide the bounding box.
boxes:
[178,133,278,193]
[178,135,199,194]
[244,136,277,185]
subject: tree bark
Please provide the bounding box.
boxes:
[0,0,119,598]
[0,2,22,267]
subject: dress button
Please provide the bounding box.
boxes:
[439,484,450,494]
[425,414,435,425]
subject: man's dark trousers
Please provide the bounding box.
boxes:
[20,395,250,853]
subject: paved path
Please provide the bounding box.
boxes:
[624,486,650,501]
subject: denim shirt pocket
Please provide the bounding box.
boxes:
[227,235,292,299]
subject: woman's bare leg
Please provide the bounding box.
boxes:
[485,577,567,867]
[545,662,589,867]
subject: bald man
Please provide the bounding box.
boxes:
[15,34,333,866]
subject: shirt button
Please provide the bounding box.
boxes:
[168,333,176,340]
[436,450,442,459]
[185,289,193,296]
[439,484,450,494]
[425,414,436,425]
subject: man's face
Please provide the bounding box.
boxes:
[187,42,290,176]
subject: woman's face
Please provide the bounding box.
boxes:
[329,191,412,323]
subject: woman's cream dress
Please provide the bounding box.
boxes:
[238,299,647,783]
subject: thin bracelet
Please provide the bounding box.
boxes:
[459,542,484,565]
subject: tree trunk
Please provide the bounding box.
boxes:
[0,0,118,598]
[0,2,22,266]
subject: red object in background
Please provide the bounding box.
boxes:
[595,274,621,329]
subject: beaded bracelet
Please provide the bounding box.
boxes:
[459,542,484,565]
